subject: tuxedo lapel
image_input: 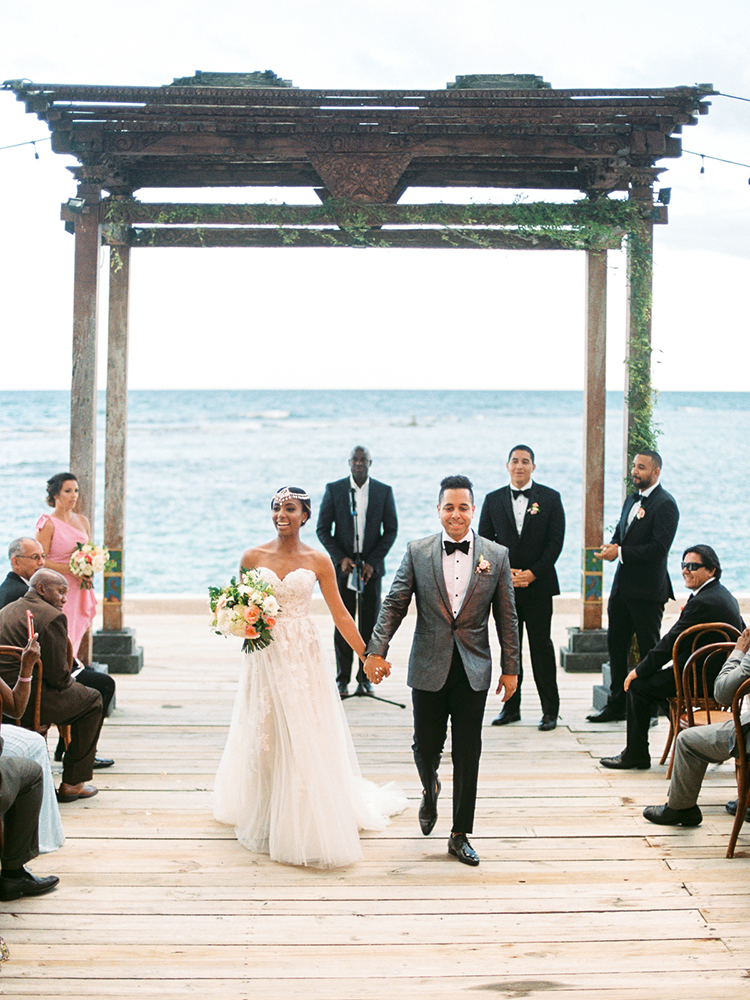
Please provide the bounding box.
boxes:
[430,534,453,617]
[518,483,540,540]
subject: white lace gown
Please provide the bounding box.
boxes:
[213,567,407,868]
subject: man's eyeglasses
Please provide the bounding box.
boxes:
[681,561,705,571]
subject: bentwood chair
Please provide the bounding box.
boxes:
[727,675,750,858]
[680,641,735,730]
[660,623,741,778]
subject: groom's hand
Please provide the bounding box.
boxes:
[364,654,391,684]
[496,674,518,699]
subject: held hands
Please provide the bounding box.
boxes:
[511,568,536,588]
[496,674,518,699]
[594,544,619,562]
[364,654,391,685]
[736,627,750,654]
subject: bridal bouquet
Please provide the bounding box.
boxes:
[209,569,280,653]
[69,542,111,590]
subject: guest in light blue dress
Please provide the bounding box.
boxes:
[1,726,64,853]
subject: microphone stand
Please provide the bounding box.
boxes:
[348,486,404,709]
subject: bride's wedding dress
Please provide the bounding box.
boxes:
[213,567,406,868]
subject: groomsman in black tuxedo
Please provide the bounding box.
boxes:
[478,445,565,731]
[588,450,679,722]
[317,447,398,698]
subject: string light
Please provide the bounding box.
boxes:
[0,136,50,153]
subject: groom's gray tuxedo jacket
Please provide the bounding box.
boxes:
[367,532,519,692]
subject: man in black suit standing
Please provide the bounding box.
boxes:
[588,450,679,723]
[600,544,744,769]
[317,447,398,698]
[478,445,565,731]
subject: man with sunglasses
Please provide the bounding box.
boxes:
[600,544,745,770]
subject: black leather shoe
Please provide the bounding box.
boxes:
[539,715,557,731]
[587,706,626,723]
[0,869,60,901]
[418,777,441,836]
[600,752,651,770]
[491,708,521,726]
[54,745,65,762]
[725,799,750,820]
[93,757,115,769]
[338,684,349,699]
[354,679,373,697]
[643,803,702,826]
[448,832,480,866]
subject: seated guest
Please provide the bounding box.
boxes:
[1,538,115,769]
[643,627,750,826]
[600,545,745,770]
[2,727,65,853]
[0,632,60,901]
[0,569,104,803]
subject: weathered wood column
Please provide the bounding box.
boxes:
[582,248,607,630]
[69,182,102,521]
[69,183,101,664]
[102,245,130,630]
[623,184,655,472]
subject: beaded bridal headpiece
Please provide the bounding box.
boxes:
[271,486,312,520]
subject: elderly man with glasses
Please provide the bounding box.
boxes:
[599,544,745,770]
[0,538,46,609]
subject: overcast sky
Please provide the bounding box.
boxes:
[1,0,748,391]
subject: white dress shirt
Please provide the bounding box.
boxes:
[511,478,534,534]
[441,529,474,618]
[349,474,369,554]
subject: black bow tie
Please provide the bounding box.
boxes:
[444,539,470,555]
[631,492,648,504]
[511,488,531,500]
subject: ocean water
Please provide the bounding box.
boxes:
[0,389,747,597]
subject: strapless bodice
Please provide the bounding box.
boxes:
[255,566,316,620]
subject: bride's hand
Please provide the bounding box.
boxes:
[364,654,390,685]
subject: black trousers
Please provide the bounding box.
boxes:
[411,645,488,834]
[55,667,115,756]
[504,590,559,718]
[606,591,665,713]
[334,572,381,687]
[625,662,721,759]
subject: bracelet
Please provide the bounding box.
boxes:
[16,675,32,683]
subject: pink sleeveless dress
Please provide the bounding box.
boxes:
[36,513,97,654]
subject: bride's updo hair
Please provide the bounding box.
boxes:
[271,486,312,524]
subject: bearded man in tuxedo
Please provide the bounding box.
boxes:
[364,475,519,867]
[588,450,679,723]
[478,445,565,731]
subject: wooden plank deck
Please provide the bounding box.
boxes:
[2,600,750,999]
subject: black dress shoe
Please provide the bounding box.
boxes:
[418,777,441,836]
[354,679,373,697]
[643,803,703,827]
[338,684,349,699]
[491,708,521,726]
[539,715,557,731]
[448,832,480,866]
[725,799,750,820]
[600,752,651,770]
[93,757,115,769]
[54,744,65,763]
[587,706,626,723]
[0,869,60,901]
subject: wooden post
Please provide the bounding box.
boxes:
[102,245,130,631]
[623,185,654,476]
[69,183,101,664]
[582,249,607,630]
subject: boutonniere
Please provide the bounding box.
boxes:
[476,558,491,574]
[528,502,540,516]
[635,506,645,519]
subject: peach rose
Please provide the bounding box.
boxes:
[264,616,277,629]
[243,605,261,624]
[244,625,260,639]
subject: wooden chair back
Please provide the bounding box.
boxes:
[0,644,70,747]
[680,642,735,726]
[726,675,750,858]
[660,622,741,777]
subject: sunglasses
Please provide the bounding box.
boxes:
[681,561,705,571]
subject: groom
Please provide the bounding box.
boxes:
[364,475,519,866]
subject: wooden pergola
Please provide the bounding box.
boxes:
[2,71,714,663]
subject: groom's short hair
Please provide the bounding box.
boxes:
[438,475,474,503]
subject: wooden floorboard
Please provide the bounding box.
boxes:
[2,600,750,998]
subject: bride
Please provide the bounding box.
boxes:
[213,486,406,868]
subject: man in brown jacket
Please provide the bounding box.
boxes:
[0,569,103,802]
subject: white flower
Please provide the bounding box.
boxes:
[263,595,280,615]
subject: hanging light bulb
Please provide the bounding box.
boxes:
[700,155,705,174]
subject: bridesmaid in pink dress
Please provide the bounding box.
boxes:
[35,473,97,658]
